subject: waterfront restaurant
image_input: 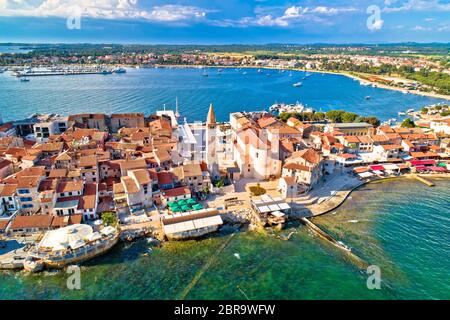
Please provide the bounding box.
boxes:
[161,208,223,240]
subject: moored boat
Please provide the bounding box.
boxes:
[114,67,126,73]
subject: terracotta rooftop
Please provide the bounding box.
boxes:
[11,215,54,230]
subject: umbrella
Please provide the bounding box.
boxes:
[178,199,187,206]
[181,205,191,212]
[171,206,182,213]
[187,198,197,205]
[167,201,178,207]
[192,204,204,210]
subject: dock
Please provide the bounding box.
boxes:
[412,175,435,187]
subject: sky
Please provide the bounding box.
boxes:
[0,0,449,44]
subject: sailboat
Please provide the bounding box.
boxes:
[202,68,208,77]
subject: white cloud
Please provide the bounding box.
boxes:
[0,0,209,23]
[437,25,450,32]
[412,25,432,31]
[226,5,357,28]
[384,0,450,13]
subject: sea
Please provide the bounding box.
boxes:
[0,178,448,299]
[0,67,447,123]
[0,67,448,299]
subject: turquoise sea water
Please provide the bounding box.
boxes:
[0,178,448,300]
[0,67,447,122]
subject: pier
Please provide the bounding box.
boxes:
[300,217,369,270]
[412,175,435,187]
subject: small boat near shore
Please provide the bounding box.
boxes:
[113,67,126,74]
[293,82,302,87]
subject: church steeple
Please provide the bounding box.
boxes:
[206,103,216,125]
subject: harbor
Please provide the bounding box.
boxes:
[10,66,126,78]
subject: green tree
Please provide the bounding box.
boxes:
[401,118,416,128]
[101,212,117,226]
[341,112,358,123]
[312,112,325,121]
[325,110,345,123]
[360,116,381,127]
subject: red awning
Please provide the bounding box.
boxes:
[414,165,427,170]
[429,166,446,172]
[410,160,436,166]
[370,165,384,171]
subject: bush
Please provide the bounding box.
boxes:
[401,118,416,128]
[101,212,117,226]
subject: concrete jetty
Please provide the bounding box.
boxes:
[300,218,369,270]
[413,175,435,187]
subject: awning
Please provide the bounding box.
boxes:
[429,166,446,172]
[370,165,384,171]
[383,164,399,171]
[358,172,374,178]
[410,160,435,166]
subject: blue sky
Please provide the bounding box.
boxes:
[0,0,449,44]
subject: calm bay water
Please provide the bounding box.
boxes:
[0,67,447,122]
[1,178,448,299]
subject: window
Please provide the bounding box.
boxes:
[20,197,33,202]
[18,189,30,194]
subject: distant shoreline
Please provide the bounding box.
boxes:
[154,64,450,102]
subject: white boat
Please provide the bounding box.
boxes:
[365,96,371,100]
[20,77,30,82]
[293,82,302,87]
[398,112,406,116]
[270,101,314,114]
[114,67,126,73]
[0,68,6,73]
[406,108,415,114]
[242,71,247,75]
[202,69,208,77]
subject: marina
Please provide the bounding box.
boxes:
[13,66,117,77]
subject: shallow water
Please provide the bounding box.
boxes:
[0,178,448,300]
